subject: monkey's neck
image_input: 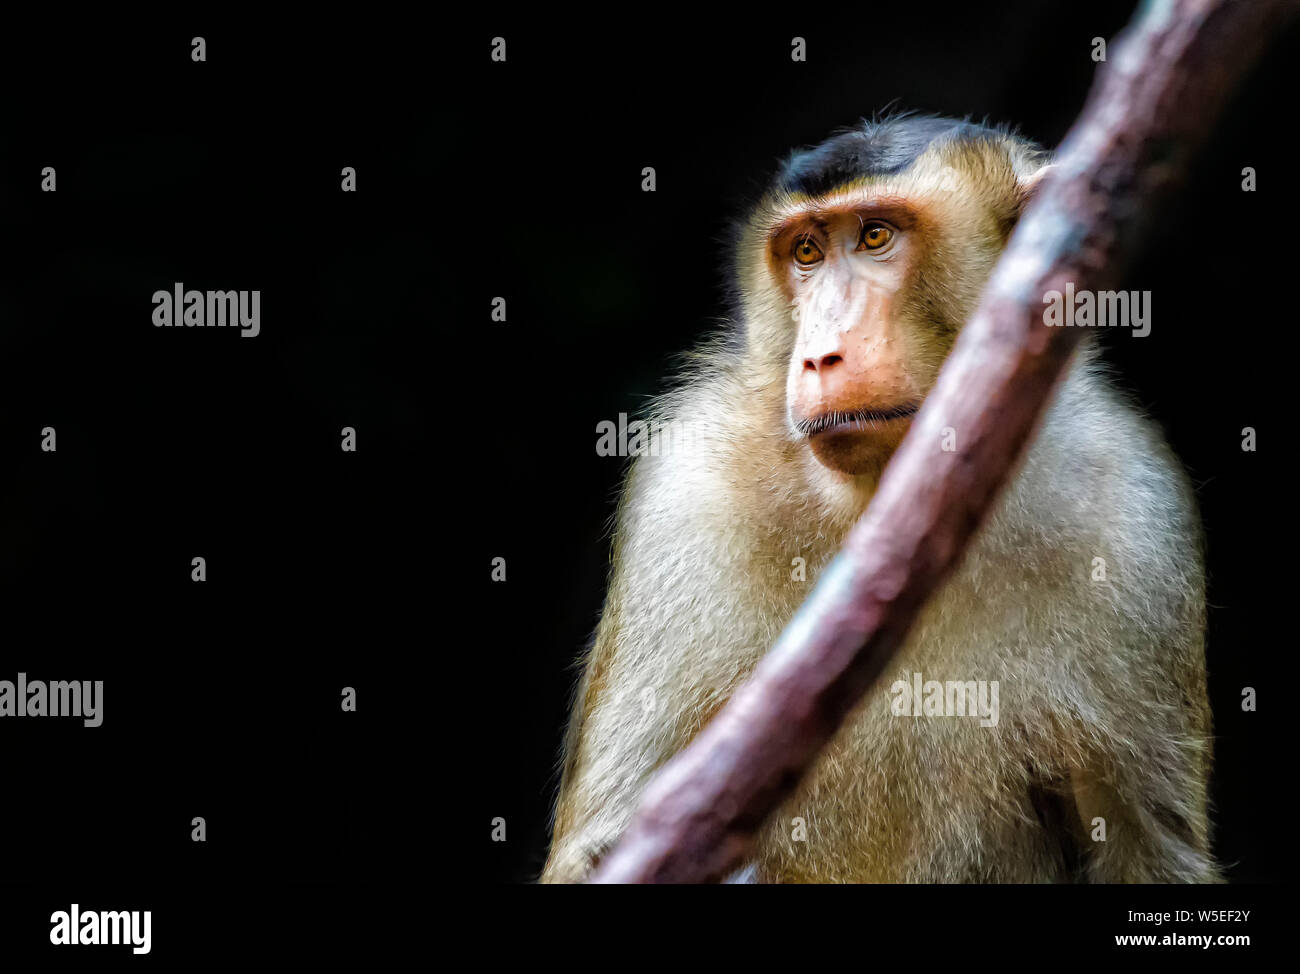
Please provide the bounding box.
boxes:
[800,450,882,530]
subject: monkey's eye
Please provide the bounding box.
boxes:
[793,237,824,266]
[857,222,895,252]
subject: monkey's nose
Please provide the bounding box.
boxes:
[804,353,844,373]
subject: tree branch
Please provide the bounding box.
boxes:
[589,0,1295,884]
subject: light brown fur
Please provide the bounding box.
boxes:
[542,120,1215,884]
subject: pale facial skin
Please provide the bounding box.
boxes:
[770,202,924,476]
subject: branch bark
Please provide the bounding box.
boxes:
[589,0,1296,884]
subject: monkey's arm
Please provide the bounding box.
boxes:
[1012,380,1218,884]
[540,605,697,884]
[540,615,636,883]
[1070,774,1217,882]
[1066,660,1218,884]
[541,445,765,883]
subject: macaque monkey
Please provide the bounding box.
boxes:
[543,115,1215,883]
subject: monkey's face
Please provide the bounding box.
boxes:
[769,201,933,477]
[738,125,1048,479]
[747,137,1039,479]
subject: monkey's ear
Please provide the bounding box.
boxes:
[1016,163,1057,213]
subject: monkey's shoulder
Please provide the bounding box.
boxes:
[983,367,1204,629]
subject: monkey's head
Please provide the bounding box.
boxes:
[735,114,1051,478]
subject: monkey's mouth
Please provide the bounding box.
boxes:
[797,403,921,438]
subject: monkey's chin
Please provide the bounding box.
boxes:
[807,425,910,477]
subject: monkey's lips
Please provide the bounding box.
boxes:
[798,402,921,438]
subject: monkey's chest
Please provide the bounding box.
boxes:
[748,632,1070,882]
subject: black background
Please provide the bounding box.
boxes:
[0,5,1290,959]
[0,21,433,957]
